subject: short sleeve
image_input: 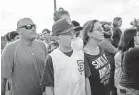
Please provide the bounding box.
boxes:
[84,56,91,78]
[40,55,54,87]
[1,44,14,79]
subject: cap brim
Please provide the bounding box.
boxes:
[52,26,83,36]
[74,26,83,31]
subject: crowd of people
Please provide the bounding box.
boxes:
[1,8,139,95]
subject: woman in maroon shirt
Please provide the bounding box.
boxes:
[82,20,111,95]
[117,28,139,95]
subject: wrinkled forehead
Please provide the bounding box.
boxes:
[17,18,34,28]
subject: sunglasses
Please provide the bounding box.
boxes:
[19,24,36,30]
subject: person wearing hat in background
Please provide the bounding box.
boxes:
[53,7,71,22]
[41,18,91,95]
[1,18,47,95]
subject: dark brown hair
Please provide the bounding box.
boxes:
[118,28,137,52]
[113,17,122,27]
[82,20,98,46]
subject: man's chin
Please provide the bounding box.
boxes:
[30,37,36,41]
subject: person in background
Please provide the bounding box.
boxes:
[5,32,11,43]
[112,17,122,48]
[117,28,139,95]
[1,18,47,95]
[72,20,83,37]
[47,39,59,53]
[41,28,51,48]
[9,31,20,41]
[1,36,7,53]
[99,22,118,95]
[82,20,111,95]
[41,18,91,95]
[53,7,70,22]
[114,32,124,95]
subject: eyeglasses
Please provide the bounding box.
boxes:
[19,24,36,30]
[93,28,103,31]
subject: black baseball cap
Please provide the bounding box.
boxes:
[52,18,83,36]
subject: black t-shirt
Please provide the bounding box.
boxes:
[84,47,111,95]
[112,27,122,48]
[120,48,139,90]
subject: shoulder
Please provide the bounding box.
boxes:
[114,51,122,59]
[2,40,20,57]
[3,40,19,52]
[33,40,47,50]
[126,48,139,56]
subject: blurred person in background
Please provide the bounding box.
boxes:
[41,28,51,48]
[47,39,59,53]
[1,36,7,53]
[53,7,70,22]
[82,20,111,95]
[9,31,20,41]
[72,20,83,37]
[114,32,124,95]
[99,22,118,95]
[117,28,139,95]
[112,17,122,48]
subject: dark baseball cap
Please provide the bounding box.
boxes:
[52,18,83,36]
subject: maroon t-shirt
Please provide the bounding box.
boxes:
[84,47,111,95]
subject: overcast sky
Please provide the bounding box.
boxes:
[0,0,139,36]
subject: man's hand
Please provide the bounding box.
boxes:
[85,78,91,95]
[1,78,7,95]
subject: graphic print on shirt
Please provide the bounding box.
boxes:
[92,54,111,85]
[77,60,84,75]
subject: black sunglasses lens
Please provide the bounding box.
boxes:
[25,25,36,30]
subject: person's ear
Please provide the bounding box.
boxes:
[53,36,59,43]
[87,31,92,37]
[16,28,21,35]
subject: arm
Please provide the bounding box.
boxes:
[99,41,118,54]
[1,78,7,95]
[84,56,92,95]
[40,55,54,95]
[1,44,13,95]
[85,78,91,95]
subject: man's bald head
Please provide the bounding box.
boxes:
[17,18,34,28]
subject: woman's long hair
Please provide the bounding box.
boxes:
[82,20,98,46]
[118,28,137,71]
[118,28,137,52]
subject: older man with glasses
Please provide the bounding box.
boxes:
[1,18,47,95]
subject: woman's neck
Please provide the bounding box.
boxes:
[84,39,100,55]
